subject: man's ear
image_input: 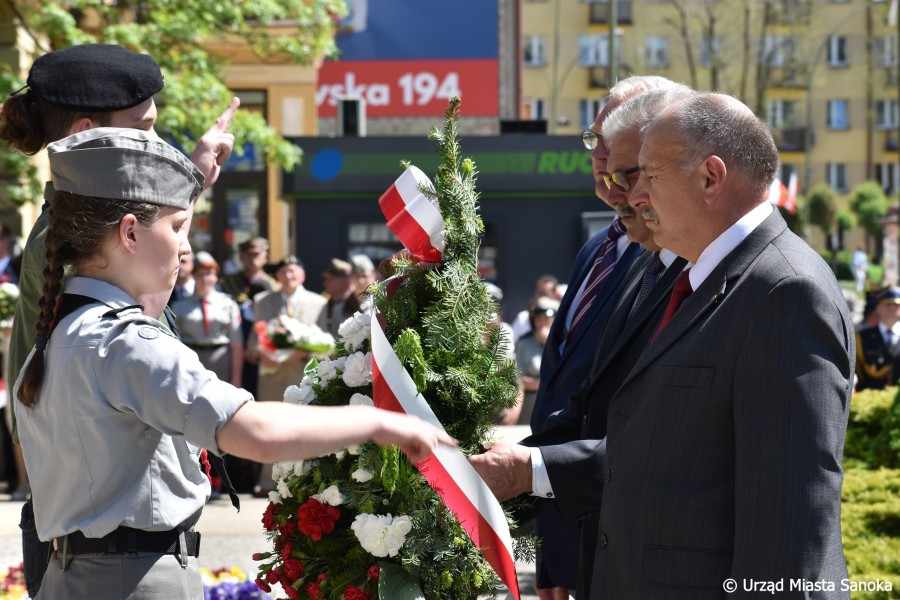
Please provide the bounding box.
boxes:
[701,155,727,204]
[118,214,139,253]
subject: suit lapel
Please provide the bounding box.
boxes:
[618,210,788,391]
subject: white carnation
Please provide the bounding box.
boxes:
[334,356,347,371]
[317,359,338,383]
[348,393,374,407]
[292,460,312,476]
[268,490,282,504]
[342,352,372,387]
[347,444,361,456]
[351,513,412,557]
[335,450,347,461]
[338,312,372,351]
[283,384,314,405]
[276,479,291,499]
[272,462,287,481]
[313,485,344,506]
[351,468,374,482]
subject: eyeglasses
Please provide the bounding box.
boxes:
[582,130,604,151]
[602,166,641,192]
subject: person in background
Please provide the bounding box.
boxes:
[510,274,559,344]
[350,254,377,310]
[170,253,195,304]
[855,286,900,391]
[0,225,18,284]
[852,243,869,294]
[170,252,243,387]
[510,297,559,426]
[317,258,361,338]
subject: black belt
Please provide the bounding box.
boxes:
[188,342,229,349]
[56,527,200,557]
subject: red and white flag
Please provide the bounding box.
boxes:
[378,166,446,263]
[371,315,520,599]
[767,174,797,215]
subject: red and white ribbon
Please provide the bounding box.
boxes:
[378,166,446,263]
[371,314,520,600]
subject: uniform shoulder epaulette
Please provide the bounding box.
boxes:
[103,304,145,319]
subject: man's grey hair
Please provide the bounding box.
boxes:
[608,75,686,104]
[662,93,780,196]
[601,84,696,147]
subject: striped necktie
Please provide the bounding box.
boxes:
[569,219,627,336]
[629,253,666,319]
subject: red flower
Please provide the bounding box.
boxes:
[343,584,370,600]
[281,541,293,562]
[266,568,280,584]
[255,578,271,593]
[307,582,322,600]
[367,564,380,580]
[283,557,305,581]
[283,583,300,600]
[317,573,327,583]
[279,520,297,539]
[262,502,277,532]
[297,498,340,541]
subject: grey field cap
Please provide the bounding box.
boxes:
[47,127,205,209]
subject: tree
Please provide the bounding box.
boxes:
[0,0,345,204]
[850,181,890,258]
[807,182,838,249]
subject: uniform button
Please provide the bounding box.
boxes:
[604,469,612,483]
[545,492,554,498]
[599,533,608,548]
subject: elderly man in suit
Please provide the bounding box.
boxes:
[470,84,694,599]
[587,93,852,597]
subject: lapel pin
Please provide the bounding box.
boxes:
[710,292,724,305]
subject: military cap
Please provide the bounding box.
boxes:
[349,253,375,274]
[323,258,352,278]
[272,255,304,275]
[877,287,900,304]
[47,128,204,209]
[238,237,269,254]
[27,44,163,112]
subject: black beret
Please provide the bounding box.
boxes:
[27,44,163,112]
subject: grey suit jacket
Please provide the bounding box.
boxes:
[248,287,327,354]
[591,210,853,599]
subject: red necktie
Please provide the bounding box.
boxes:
[568,219,627,337]
[201,297,210,336]
[651,268,693,342]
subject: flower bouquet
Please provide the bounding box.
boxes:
[0,282,19,329]
[255,316,335,375]
[202,566,273,600]
[253,99,529,600]
[0,562,27,600]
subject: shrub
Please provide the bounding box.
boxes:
[845,387,900,469]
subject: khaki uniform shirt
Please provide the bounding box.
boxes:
[170,290,242,347]
[14,277,250,541]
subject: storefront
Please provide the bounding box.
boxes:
[282,135,616,317]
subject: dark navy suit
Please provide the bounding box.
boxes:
[529,223,643,590]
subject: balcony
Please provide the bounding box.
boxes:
[773,127,808,152]
[764,3,811,25]
[766,67,807,89]
[587,65,632,89]
[588,1,633,25]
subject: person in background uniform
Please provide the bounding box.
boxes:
[855,287,900,391]
[317,258,361,338]
[170,252,243,387]
[14,128,453,600]
[169,253,195,304]
[0,43,238,456]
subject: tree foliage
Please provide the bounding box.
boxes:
[850,181,890,240]
[806,182,837,238]
[1,0,345,204]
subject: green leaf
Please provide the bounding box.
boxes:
[377,562,425,600]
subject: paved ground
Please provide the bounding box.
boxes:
[0,426,551,599]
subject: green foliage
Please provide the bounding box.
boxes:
[845,387,900,469]
[0,71,42,207]
[850,182,890,239]
[806,183,837,238]
[836,209,856,232]
[6,0,345,187]
[256,100,528,599]
[818,249,854,282]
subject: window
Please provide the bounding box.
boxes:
[827,35,849,67]
[875,100,899,130]
[826,163,848,193]
[524,35,547,67]
[579,34,622,67]
[700,36,723,67]
[766,99,797,129]
[580,99,605,130]
[826,100,849,129]
[761,35,794,67]
[780,164,796,187]
[875,36,898,67]
[644,36,670,68]
[875,163,900,194]
[524,97,546,120]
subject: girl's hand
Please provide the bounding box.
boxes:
[372,410,457,463]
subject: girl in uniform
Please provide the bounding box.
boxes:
[14,127,452,600]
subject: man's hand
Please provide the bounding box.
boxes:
[191,97,239,188]
[468,441,533,501]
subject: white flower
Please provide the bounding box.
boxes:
[347,444,361,456]
[317,359,338,383]
[348,393,374,407]
[334,356,347,371]
[313,484,344,506]
[268,490,282,504]
[351,513,412,557]
[283,384,314,405]
[351,468,374,483]
[334,450,347,461]
[272,462,288,481]
[276,479,291,499]
[293,460,312,476]
[338,312,372,351]
[342,352,372,387]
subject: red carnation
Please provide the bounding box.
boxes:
[279,520,297,539]
[266,568,280,585]
[318,573,327,583]
[297,498,340,541]
[262,502,277,532]
[283,583,300,600]
[281,541,293,562]
[307,582,323,600]
[284,557,305,581]
[255,578,271,593]
[343,584,370,600]
[367,564,380,581]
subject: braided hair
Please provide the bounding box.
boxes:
[16,191,160,407]
[0,91,111,154]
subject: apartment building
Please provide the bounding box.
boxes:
[522,0,900,196]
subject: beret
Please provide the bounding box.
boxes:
[27,44,163,112]
[47,128,204,210]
